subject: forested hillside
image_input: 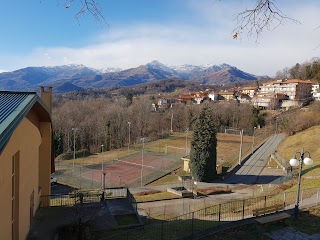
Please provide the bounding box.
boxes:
[275,58,320,81]
[52,97,264,157]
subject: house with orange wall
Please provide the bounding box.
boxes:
[0,87,53,240]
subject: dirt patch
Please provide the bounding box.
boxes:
[196,187,232,195]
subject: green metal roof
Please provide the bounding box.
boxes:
[0,91,49,154]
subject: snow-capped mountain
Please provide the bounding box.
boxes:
[0,61,264,92]
[100,67,123,73]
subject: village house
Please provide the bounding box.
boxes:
[257,79,312,109]
[252,92,289,109]
[312,82,320,101]
[0,87,53,240]
[193,91,207,104]
[217,91,236,101]
[241,86,259,98]
[178,94,194,105]
[208,92,219,101]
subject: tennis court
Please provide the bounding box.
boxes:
[53,145,186,189]
[81,152,182,187]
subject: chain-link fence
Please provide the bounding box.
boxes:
[53,145,186,190]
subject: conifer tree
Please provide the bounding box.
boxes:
[190,105,217,182]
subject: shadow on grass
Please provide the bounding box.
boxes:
[286,208,320,235]
[94,218,222,240]
[51,183,78,195]
[301,164,320,176]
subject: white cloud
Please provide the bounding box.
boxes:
[5,2,320,77]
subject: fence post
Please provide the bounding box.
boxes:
[161,220,164,240]
[264,196,267,208]
[242,200,245,219]
[283,192,286,209]
[191,212,194,238]
[218,204,221,227]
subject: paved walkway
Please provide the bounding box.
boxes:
[225,133,287,184]
[266,227,320,240]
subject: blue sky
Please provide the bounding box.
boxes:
[1,0,320,76]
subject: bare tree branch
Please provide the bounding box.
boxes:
[63,0,108,25]
[233,0,300,42]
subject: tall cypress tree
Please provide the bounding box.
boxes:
[190,105,217,182]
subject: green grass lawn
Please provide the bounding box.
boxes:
[277,125,320,190]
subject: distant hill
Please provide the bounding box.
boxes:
[0,61,267,92]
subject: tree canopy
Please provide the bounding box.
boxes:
[189,105,217,182]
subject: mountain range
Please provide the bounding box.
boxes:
[0,61,266,92]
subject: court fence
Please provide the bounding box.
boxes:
[53,145,186,190]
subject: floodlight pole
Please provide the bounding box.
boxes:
[251,127,256,155]
[101,144,104,183]
[103,171,106,190]
[238,129,243,165]
[72,128,77,171]
[170,105,173,133]
[185,128,189,155]
[140,137,145,187]
[128,122,131,153]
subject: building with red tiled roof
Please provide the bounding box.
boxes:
[260,79,312,101]
[241,86,259,98]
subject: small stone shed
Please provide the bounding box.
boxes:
[181,157,222,174]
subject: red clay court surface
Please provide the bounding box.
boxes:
[81,154,176,186]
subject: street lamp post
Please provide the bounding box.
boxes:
[289,148,313,220]
[128,122,131,153]
[251,127,257,155]
[72,128,77,171]
[140,137,145,187]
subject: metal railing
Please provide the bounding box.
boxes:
[100,187,320,240]
[40,187,133,208]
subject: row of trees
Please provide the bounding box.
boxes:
[275,58,320,81]
[52,95,264,157]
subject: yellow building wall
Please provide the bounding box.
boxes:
[39,122,52,196]
[0,117,45,240]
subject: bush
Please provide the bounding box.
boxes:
[279,102,320,136]
[134,190,162,196]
